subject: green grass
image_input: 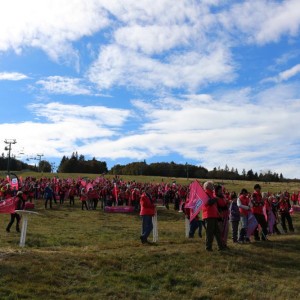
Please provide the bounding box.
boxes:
[1,173,300,299]
[0,197,300,300]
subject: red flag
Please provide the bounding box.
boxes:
[185,181,209,221]
[0,197,17,214]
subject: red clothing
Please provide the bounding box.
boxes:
[217,196,229,219]
[251,191,264,215]
[279,199,290,213]
[291,193,297,203]
[202,189,219,219]
[139,192,155,216]
[80,194,88,202]
[239,194,250,216]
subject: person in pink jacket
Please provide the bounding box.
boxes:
[139,187,156,244]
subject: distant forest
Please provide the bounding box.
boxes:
[0,151,291,182]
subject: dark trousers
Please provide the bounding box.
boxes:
[189,219,203,238]
[7,213,21,232]
[280,212,294,232]
[254,213,268,240]
[45,197,52,209]
[60,195,65,204]
[204,218,223,250]
[141,215,153,242]
[93,198,98,210]
[231,221,239,242]
[81,201,88,210]
[69,196,75,206]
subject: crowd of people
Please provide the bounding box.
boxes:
[0,176,298,250]
[0,175,187,210]
[184,182,297,251]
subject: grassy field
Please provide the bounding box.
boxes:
[0,173,300,299]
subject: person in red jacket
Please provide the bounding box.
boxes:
[139,187,156,244]
[215,185,230,248]
[279,193,294,233]
[202,181,224,251]
[291,192,298,205]
[251,184,268,241]
[80,188,89,210]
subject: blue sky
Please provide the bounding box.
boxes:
[1,0,300,178]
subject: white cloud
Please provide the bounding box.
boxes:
[1,82,300,178]
[87,44,234,91]
[0,0,110,62]
[255,0,300,44]
[262,64,300,83]
[218,0,300,45]
[0,102,130,158]
[36,76,92,95]
[114,25,192,55]
[0,72,28,80]
[28,102,130,126]
[278,64,300,81]
[127,86,300,177]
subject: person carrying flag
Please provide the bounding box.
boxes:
[184,204,203,238]
[202,181,224,251]
[6,191,25,233]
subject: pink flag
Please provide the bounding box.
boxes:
[185,181,209,221]
[11,178,19,190]
[86,182,93,191]
[247,212,258,236]
[0,197,16,214]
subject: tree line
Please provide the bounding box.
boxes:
[57,152,108,174]
[109,161,285,182]
[0,152,291,182]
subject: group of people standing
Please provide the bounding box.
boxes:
[0,176,297,249]
[184,182,296,251]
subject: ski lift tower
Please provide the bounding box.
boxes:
[4,139,17,178]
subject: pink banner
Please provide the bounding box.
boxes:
[0,197,16,214]
[11,178,19,190]
[185,181,209,221]
[86,182,93,191]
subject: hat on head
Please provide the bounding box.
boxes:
[17,191,23,196]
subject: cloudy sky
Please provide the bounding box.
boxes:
[1,0,300,178]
